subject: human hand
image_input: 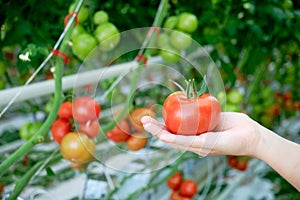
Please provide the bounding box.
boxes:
[141,112,262,157]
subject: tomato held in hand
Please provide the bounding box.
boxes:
[126,132,147,151]
[51,118,71,144]
[167,171,183,190]
[163,92,221,135]
[58,102,73,119]
[79,120,100,138]
[73,96,101,124]
[179,180,198,198]
[60,132,95,164]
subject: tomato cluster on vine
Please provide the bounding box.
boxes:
[227,156,251,171]
[157,12,198,63]
[51,96,101,169]
[69,4,120,60]
[106,107,155,151]
[167,171,198,200]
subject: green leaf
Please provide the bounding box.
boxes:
[45,167,55,176]
[197,75,207,97]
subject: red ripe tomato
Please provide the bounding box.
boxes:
[73,97,101,123]
[170,190,191,200]
[58,102,73,119]
[126,132,148,151]
[236,161,248,171]
[79,120,100,138]
[106,119,131,143]
[130,107,155,131]
[60,132,95,164]
[163,92,221,135]
[167,171,183,190]
[51,118,71,144]
[227,156,238,168]
[179,180,198,198]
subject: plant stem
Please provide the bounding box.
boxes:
[101,0,169,133]
[7,153,62,200]
[0,0,80,175]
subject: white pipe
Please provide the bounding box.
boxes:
[0,57,161,107]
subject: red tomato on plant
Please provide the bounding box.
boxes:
[163,91,221,135]
[179,180,198,198]
[51,118,71,144]
[170,190,191,200]
[60,132,95,164]
[73,97,101,124]
[126,132,147,151]
[167,171,183,190]
[79,120,100,138]
[58,102,73,119]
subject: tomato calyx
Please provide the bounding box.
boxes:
[171,76,207,99]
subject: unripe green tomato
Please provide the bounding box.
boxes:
[69,4,89,23]
[227,89,243,105]
[71,24,86,40]
[93,10,109,25]
[159,46,181,63]
[157,33,170,48]
[170,31,192,50]
[72,33,97,60]
[261,87,273,100]
[176,12,198,33]
[94,23,120,51]
[20,123,32,141]
[163,16,178,30]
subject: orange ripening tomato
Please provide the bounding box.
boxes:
[163,92,221,135]
[130,107,155,131]
[60,132,95,164]
[126,132,147,151]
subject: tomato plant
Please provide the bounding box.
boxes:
[163,91,221,135]
[176,13,198,33]
[60,132,95,164]
[51,118,71,144]
[130,107,155,131]
[71,33,97,60]
[93,22,120,51]
[93,10,109,25]
[179,180,198,198]
[167,171,183,190]
[20,122,43,141]
[72,96,101,124]
[169,31,192,50]
[126,132,148,151]
[79,120,100,138]
[58,101,73,119]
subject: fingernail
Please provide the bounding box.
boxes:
[141,116,151,124]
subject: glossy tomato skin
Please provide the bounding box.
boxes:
[130,108,155,131]
[106,119,131,143]
[163,92,221,135]
[170,190,191,200]
[179,180,198,198]
[167,171,183,190]
[51,119,71,144]
[126,132,147,151]
[73,97,101,124]
[79,120,100,138]
[58,102,73,119]
[60,132,95,164]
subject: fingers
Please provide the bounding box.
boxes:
[141,116,227,156]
